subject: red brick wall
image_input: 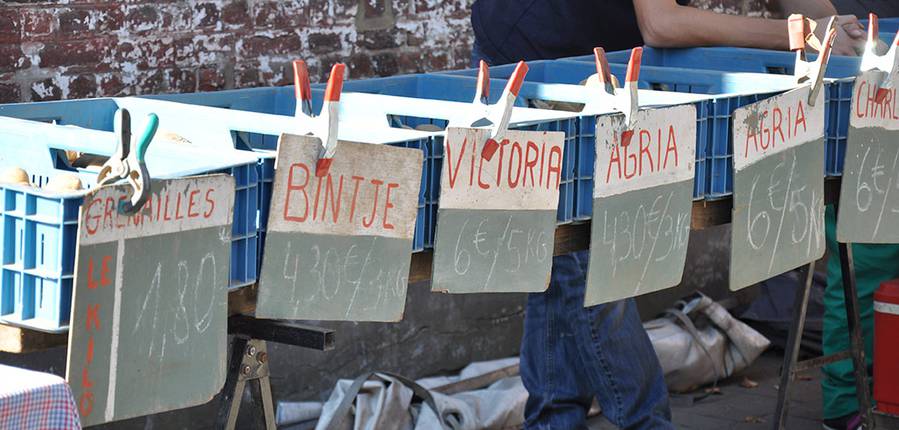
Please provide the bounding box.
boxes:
[0,0,475,103]
[0,0,771,104]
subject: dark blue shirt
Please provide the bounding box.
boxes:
[471,0,663,64]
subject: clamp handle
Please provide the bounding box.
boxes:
[860,13,899,82]
[593,47,616,95]
[120,113,158,215]
[789,14,836,106]
[97,108,132,186]
[622,47,642,129]
[134,113,157,165]
[481,61,528,161]
[474,60,490,105]
[293,60,314,117]
[315,63,345,177]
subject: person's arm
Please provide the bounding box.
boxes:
[632,0,865,55]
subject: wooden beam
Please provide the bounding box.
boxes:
[0,324,67,354]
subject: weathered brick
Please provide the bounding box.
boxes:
[134,69,166,95]
[348,53,373,78]
[253,1,304,28]
[0,44,27,72]
[66,74,97,99]
[0,81,19,104]
[194,2,221,28]
[371,52,399,76]
[30,78,61,102]
[39,38,111,69]
[358,30,399,50]
[165,68,197,93]
[239,33,301,57]
[21,9,53,38]
[222,0,249,26]
[125,5,161,30]
[0,9,21,43]
[308,33,341,55]
[198,67,226,91]
[235,66,261,88]
[57,9,90,35]
[99,73,128,96]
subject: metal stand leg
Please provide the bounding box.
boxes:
[216,316,336,430]
[838,242,874,429]
[218,338,276,430]
[773,262,816,430]
[772,244,876,429]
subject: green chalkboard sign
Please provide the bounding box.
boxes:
[730,86,827,291]
[66,176,235,427]
[585,105,696,306]
[255,134,423,322]
[838,69,899,243]
[431,128,564,294]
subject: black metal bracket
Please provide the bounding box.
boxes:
[216,316,336,429]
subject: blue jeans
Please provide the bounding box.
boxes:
[520,251,674,429]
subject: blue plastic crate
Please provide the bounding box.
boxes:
[439,60,793,201]
[139,89,435,252]
[0,115,261,332]
[569,46,873,178]
[334,74,581,224]
[439,61,721,206]
[0,99,264,290]
[861,17,899,34]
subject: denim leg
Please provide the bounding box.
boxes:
[521,252,595,429]
[520,251,673,430]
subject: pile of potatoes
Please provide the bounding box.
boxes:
[0,166,83,192]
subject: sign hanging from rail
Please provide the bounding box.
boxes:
[66,175,235,427]
[730,86,826,290]
[837,68,899,243]
[431,127,565,294]
[255,134,423,322]
[585,105,696,306]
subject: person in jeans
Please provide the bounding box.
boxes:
[471,1,865,429]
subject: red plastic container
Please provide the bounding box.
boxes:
[874,279,899,415]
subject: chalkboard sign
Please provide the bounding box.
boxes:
[730,86,826,290]
[66,175,235,427]
[255,134,423,322]
[585,105,696,306]
[431,128,564,294]
[837,69,899,243]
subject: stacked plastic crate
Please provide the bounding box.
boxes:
[0,109,261,331]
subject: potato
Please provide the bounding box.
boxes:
[43,173,83,192]
[0,167,31,186]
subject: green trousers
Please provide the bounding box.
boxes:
[822,206,899,419]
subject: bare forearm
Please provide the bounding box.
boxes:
[633,2,790,50]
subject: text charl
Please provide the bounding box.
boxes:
[282,162,400,230]
[446,137,562,191]
[743,98,808,158]
[605,126,680,184]
[84,187,218,236]
[855,79,899,122]
[77,254,113,418]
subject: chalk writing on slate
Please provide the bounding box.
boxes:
[256,134,423,322]
[730,86,826,290]
[66,176,235,427]
[585,105,696,306]
[838,69,899,243]
[432,127,564,294]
